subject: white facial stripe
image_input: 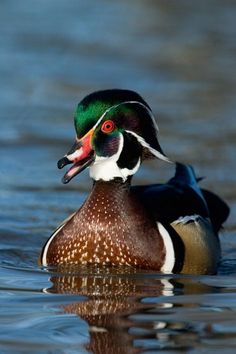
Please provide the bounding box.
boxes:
[157,222,175,273]
[87,99,168,180]
[92,100,159,133]
[125,130,171,162]
[86,99,168,162]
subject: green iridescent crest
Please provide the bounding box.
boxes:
[73,89,151,138]
[74,101,136,138]
[74,101,112,138]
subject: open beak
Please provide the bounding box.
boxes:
[57,128,95,184]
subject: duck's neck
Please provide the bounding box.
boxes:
[91,177,131,195]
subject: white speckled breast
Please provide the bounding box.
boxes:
[41,179,166,269]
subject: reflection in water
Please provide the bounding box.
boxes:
[45,266,213,353]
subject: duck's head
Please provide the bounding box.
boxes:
[58,89,170,183]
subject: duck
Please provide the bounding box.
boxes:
[39,89,229,274]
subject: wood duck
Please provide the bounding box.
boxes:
[39,89,229,274]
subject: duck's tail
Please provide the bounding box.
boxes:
[170,162,230,232]
[169,162,199,187]
[201,189,230,232]
[169,162,209,211]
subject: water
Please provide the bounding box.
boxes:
[0,1,236,353]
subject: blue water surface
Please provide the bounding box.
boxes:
[0,1,236,353]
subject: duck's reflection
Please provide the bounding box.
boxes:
[45,266,210,354]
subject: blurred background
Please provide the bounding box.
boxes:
[1,0,235,250]
[0,0,236,354]
[0,1,236,352]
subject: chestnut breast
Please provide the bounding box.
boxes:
[45,179,165,269]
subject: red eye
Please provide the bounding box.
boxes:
[101,120,115,133]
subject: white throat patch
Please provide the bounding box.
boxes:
[89,133,141,182]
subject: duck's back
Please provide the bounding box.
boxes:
[132,163,229,274]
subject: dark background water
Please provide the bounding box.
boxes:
[0,1,236,353]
